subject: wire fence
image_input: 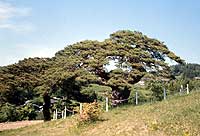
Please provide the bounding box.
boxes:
[51,83,196,120]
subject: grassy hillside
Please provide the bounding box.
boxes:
[1,91,200,136]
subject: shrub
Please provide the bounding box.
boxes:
[189,79,200,91]
[0,102,37,122]
[79,101,101,123]
[146,81,164,101]
[20,103,37,120]
[0,103,21,122]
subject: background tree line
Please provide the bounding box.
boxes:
[171,63,200,79]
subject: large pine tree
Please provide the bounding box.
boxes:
[48,30,184,104]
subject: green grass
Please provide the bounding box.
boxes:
[1,91,200,136]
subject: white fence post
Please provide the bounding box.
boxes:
[64,106,66,119]
[55,109,58,120]
[163,88,166,100]
[180,88,182,93]
[180,84,184,94]
[186,84,189,94]
[62,111,64,119]
[106,97,109,112]
[135,91,138,105]
[80,103,83,115]
[53,110,55,120]
[181,85,183,92]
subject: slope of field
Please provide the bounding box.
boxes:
[1,91,200,136]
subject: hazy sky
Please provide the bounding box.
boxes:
[0,0,200,66]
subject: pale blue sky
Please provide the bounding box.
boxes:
[0,0,199,66]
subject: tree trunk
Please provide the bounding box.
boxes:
[43,91,51,121]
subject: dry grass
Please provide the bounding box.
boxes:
[0,120,43,131]
[1,91,200,136]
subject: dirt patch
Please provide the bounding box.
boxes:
[0,120,43,131]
